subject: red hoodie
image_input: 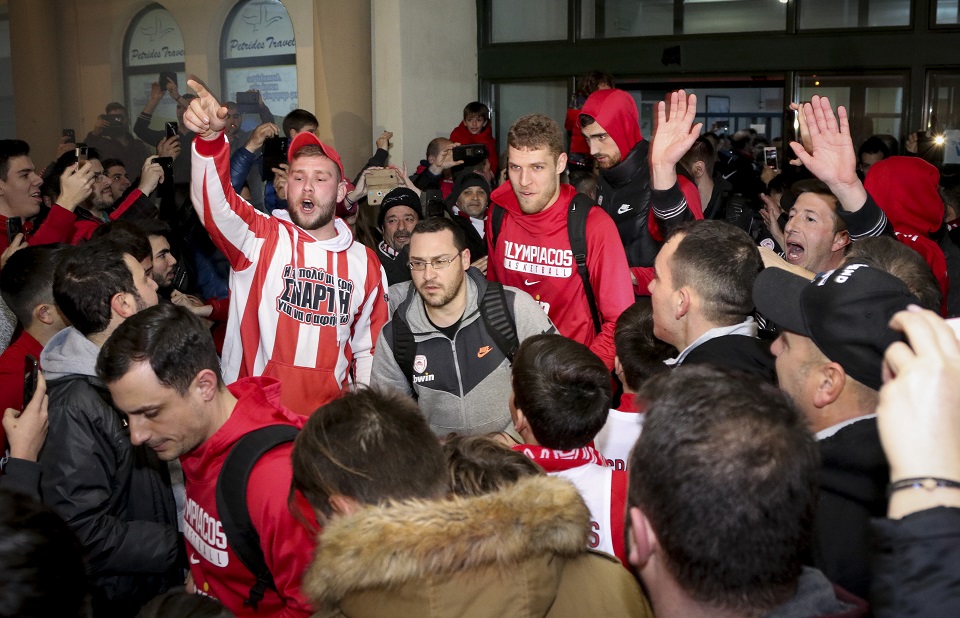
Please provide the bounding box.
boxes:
[180,377,314,617]
[450,121,499,173]
[864,156,949,313]
[580,89,643,161]
[579,88,703,294]
[486,182,634,368]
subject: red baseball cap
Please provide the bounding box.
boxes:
[288,131,345,179]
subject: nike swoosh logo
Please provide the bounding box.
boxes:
[478,346,493,358]
[524,279,541,286]
[189,553,200,565]
[617,204,632,214]
[722,171,736,180]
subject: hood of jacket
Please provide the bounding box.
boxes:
[490,181,577,238]
[269,209,356,252]
[179,376,304,484]
[580,88,642,161]
[40,326,101,381]
[766,567,869,618]
[303,475,590,611]
[864,156,943,236]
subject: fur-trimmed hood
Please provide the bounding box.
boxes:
[304,475,591,612]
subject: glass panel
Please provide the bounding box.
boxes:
[799,0,910,29]
[496,81,568,153]
[630,85,783,142]
[867,0,910,26]
[224,65,300,120]
[683,0,786,35]
[936,0,960,24]
[125,6,185,68]
[126,71,188,132]
[800,0,858,29]
[222,0,296,60]
[925,73,960,166]
[581,0,673,38]
[0,8,14,139]
[491,0,567,43]
[797,73,905,156]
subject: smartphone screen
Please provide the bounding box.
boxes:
[62,128,76,143]
[764,147,779,171]
[76,146,89,166]
[6,217,23,244]
[165,122,179,138]
[262,137,289,182]
[23,355,38,407]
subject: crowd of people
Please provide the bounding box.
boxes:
[0,67,958,617]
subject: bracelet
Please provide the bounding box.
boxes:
[344,194,356,206]
[887,477,960,497]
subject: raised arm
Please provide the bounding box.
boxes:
[184,77,274,270]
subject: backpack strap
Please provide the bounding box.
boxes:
[391,298,419,399]
[568,193,601,334]
[490,203,506,249]
[479,280,520,363]
[215,424,300,611]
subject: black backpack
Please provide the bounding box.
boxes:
[215,424,300,611]
[392,279,519,398]
[490,193,601,334]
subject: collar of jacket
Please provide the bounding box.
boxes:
[600,139,649,189]
[303,475,590,608]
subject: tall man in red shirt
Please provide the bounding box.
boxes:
[183,78,387,415]
[485,113,633,368]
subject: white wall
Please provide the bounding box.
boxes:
[371,0,478,170]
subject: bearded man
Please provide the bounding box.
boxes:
[184,77,387,416]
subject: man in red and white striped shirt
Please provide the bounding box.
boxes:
[184,78,387,416]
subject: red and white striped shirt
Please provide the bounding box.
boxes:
[191,134,388,415]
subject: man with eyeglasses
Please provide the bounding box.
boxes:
[372,216,555,436]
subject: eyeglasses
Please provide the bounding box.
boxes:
[408,255,461,271]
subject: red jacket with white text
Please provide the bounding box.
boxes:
[180,377,314,617]
[485,182,633,368]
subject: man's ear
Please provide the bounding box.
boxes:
[675,287,692,320]
[328,494,361,517]
[193,368,220,402]
[832,230,851,252]
[336,179,347,203]
[111,292,138,320]
[512,406,529,436]
[461,248,471,270]
[627,506,657,569]
[34,303,56,326]
[812,362,846,408]
[555,152,568,176]
[614,355,623,378]
[693,161,706,179]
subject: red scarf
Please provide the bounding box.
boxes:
[513,444,609,473]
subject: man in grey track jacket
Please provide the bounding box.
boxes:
[372,216,555,436]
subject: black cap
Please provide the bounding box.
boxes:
[753,264,918,390]
[378,188,424,228]
[447,173,491,207]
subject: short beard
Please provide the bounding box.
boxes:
[290,198,335,230]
